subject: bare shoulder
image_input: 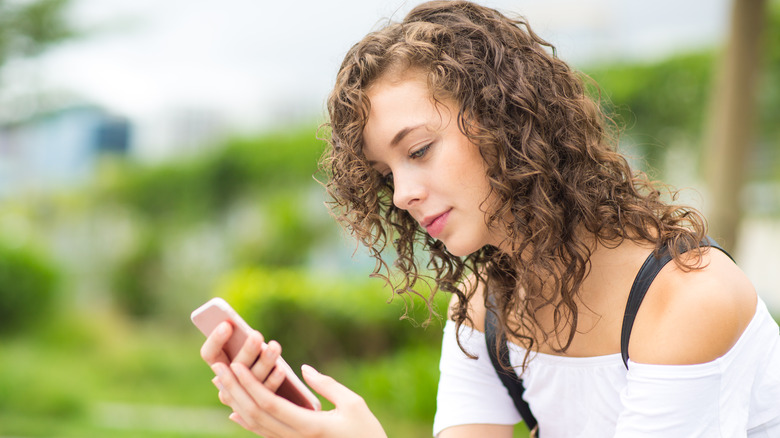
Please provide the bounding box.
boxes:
[447,273,489,332]
[629,247,758,365]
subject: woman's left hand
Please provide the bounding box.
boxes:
[212,361,387,438]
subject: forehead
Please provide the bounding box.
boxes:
[366,72,433,124]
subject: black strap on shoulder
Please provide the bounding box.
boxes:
[485,298,539,434]
[620,237,733,368]
[484,237,732,431]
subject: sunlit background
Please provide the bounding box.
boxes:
[0,0,778,436]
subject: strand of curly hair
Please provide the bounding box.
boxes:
[320,0,707,368]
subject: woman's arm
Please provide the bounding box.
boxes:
[433,277,522,437]
[438,424,514,437]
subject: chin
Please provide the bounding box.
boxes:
[442,240,481,258]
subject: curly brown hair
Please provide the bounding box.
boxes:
[321,0,707,365]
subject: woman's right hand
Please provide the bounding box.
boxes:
[200,322,387,438]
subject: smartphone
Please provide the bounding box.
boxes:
[191,297,321,411]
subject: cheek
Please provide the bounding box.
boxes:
[458,154,492,199]
[444,140,486,180]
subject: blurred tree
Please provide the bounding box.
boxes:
[0,239,60,333]
[111,232,164,318]
[703,0,769,252]
[0,0,76,68]
[99,127,336,319]
[105,128,324,225]
[586,53,715,173]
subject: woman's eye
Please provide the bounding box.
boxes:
[409,143,431,159]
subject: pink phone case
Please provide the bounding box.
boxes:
[191,297,321,411]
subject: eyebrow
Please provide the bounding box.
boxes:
[390,124,425,146]
[366,124,426,166]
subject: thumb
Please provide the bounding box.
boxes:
[301,364,361,407]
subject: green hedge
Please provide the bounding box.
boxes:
[0,240,60,333]
[214,266,449,368]
[111,232,164,318]
[101,127,326,225]
[326,344,441,422]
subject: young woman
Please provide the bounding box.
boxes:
[201,1,780,436]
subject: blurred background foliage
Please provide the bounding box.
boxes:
[588,6,780,181]
[0,238,60,333]
[0,0,76,66]
[0,1,778,437]
[217,266,447,367]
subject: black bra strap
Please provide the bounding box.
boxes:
[620,237,733,368]
[485,298,539,433]
[484,237,731,432]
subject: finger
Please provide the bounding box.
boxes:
[212,362,256,408]
[300,366,385,437]
[201,322,232,365]
[218,387,230,406]
[251,340,281,383]
[232,330,264,368]
[263,360,287,393]
[232,361,318,428]
[229,412,250,430]
[215,362,295,436]
[212,376,223,391]
[302,364,363,408]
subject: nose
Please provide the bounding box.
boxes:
[392,168,426,210]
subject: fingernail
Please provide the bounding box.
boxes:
[212,376,224,391]
[217,322,228,335]
[230,362,244,377]
[211,363,224,377]
[301,364,319,376]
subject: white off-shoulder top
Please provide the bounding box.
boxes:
[433,297,780,437]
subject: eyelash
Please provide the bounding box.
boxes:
[409,143,432,159]
[381,143,433,185]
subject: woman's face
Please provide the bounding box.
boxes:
[362,71,504,257]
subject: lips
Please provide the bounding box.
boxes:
[421,209,451,238]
